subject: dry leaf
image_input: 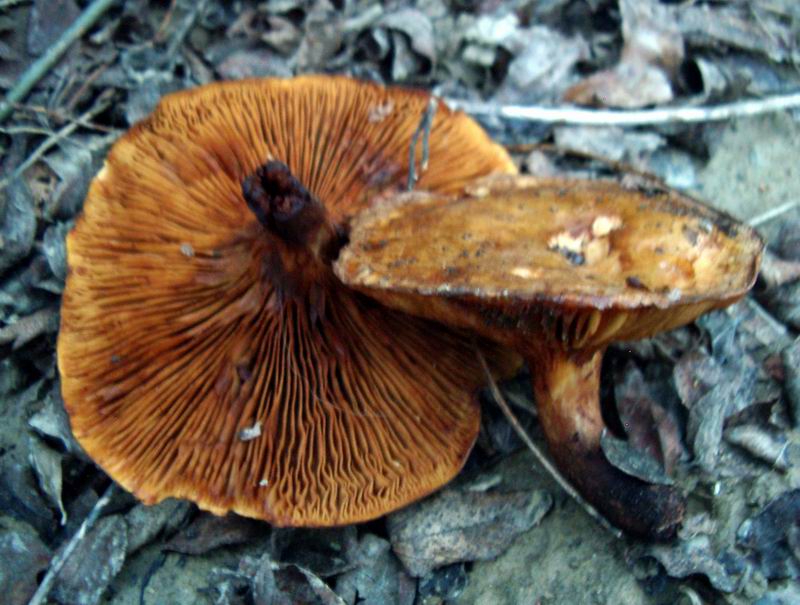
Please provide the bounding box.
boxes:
[388,488,551,577]
[0,308,59,349]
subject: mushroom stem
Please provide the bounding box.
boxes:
[242,160,344,311]
[242,160,341,260]
[529,346,685,541]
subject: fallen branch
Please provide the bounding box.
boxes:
[446,91,800,127]
[474,347,623,539]
[0,0,116,123]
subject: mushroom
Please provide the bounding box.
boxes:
[57,76,520,526]
[335,173,763,539]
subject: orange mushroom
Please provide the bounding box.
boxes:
[57,76,519,526]
[336,174,763,539]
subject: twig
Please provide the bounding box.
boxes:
[8,102,119,133]
[165,0,208,60]
[504,390,538,416]
[153,0,179,44]
[64,59,114,113]
[0,126,54,136]
[474,347,623,539]
[446,91,800,126]
[0,90,113,192]
[749,199,800,227]
[406,97,438,191]
[0,0,117,123]
[28,483,118,605]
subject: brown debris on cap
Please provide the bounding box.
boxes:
[57,76,518,527]
[336,173,763,539]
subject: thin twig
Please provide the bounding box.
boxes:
[474,347,623,539]
[504,390,538,416]
[0,126,54,136]
[153,0,179,44]
[406,97,438,191]
[28,483,118,605]
[165,0,208,60]
[64,60,114,113]
[8,102,119,133]
[0,90,114,192]
[446,91,800,126]
[0,0,117,123]
[749,199,800,227]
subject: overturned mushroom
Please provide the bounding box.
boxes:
[336,174,763,539]
[57,76,519,526]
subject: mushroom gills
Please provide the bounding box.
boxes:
[58,76,521,527]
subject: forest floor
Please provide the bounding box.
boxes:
[2,1,800,604]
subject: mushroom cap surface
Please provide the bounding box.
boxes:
[336,174,763,351]
[58,76,518,526]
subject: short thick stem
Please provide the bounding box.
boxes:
[529,346,685,540]
[242,161,340,258]
[242,161,343,311]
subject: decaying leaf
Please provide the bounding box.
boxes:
[44,145,97,220]
[27,436,66,525]
[759,249,800,290]
[675,313,759,472]
[632,536,741,593]
[124,499,193,555]
[387,487,551,577]
[600,430,673,486]
[761,281,800,331]
[0,308,59,349]
[495,26,588,103]
[672,3,800,64]
[231,554,347,605]
[783,337,800,427]
[52,515,128,605]
[418,563,467,603]
[565,55,674,109]
[164,512,266,556]
[0,521,51,605]
[26,0,79,56]
[271,526,356,579]
[41,223,70,282]
[379,9,435,72]
[738,488,800,580]
[554,125,664,165]
[565,0,683,108]
[295,1,343,71]
[613,363,684,474]
[216,48,292,80]
[335,534,414,605]
[28,385,81,456]
[724,425,791,471]
[0,177,37,275]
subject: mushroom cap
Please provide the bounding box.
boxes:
[335,174,763,351]
[57,76,518,526]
